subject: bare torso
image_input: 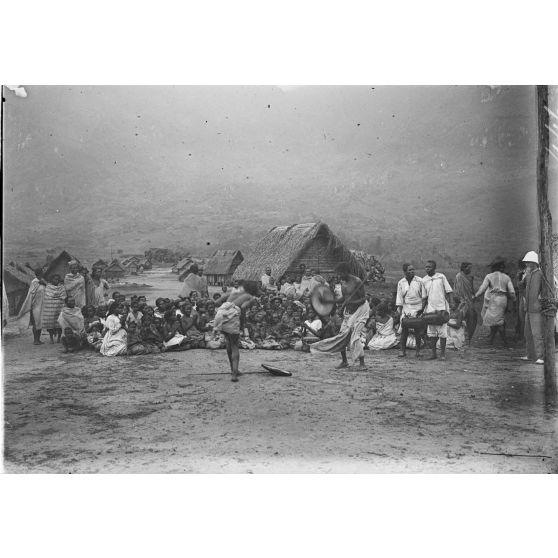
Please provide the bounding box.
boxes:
[340,275,366,313]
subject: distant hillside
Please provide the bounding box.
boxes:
[2,85,543,268]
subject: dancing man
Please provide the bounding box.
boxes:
[214,280,258,382]
[310,262,370,369]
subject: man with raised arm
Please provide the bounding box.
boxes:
[310,262,370,369]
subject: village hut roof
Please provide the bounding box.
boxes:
[204,250,244,276]
[176,257,193,269]
[232,222,364,282]
[93,259,108,268]
[106,261,125,272]
[3,263,34,287]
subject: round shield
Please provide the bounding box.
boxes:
[310,285,336,317]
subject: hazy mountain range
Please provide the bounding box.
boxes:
[2,85,543,269]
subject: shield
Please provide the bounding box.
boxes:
[310,285,336,317]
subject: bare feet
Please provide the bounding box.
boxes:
[335,362,349,369]
[231,374,239,382]
[398,352,406,358]
[425,354,437,360]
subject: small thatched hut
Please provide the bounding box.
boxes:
[204,250,244,286]
[92,259,108,271]
[104,260,126,281]
[3,263,33,315]
[124,261,139,275]
[232,222,365,282]
[173,257,193,275]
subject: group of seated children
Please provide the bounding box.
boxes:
[52,284,468,357]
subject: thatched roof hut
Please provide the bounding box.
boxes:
[232,222,365,282]
[204,250,244,286]
[104,260,126,280]
[172,257,193,274]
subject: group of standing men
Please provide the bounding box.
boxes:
[397,251,549,365]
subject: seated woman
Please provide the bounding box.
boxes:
[367,303,399,351]
[293,308,322,350]
[95,303,108,321]
[179,303,206,349]
[248,310,268,348]
[440,297,466,351]
[140,313,164,353]
[126,300,143,328]
[187,291,199,313]
[86,322,104,351]
[126,321,151,355]
[154,298,167,319]
[82,305,100,331]
[303,308,323,339]
[162,310,189,351]
[58,296,86,353]
[276,305,297,348]
[100,302,128,356]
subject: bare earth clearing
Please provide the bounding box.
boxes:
[3,326,557,473]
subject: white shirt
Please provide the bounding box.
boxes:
[422,273,453,313]
[304,318,323,332]
[396,276,426,315]
[261,274,271,287]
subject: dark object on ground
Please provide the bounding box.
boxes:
[261,364,293,376]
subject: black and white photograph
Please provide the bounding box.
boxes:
[2,84,557,474]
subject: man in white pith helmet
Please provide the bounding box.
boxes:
[519,251,544,365]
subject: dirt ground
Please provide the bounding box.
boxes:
[3,323,557,473]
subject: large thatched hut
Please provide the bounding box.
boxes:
[204,250,244,286]
[232,222,364,282]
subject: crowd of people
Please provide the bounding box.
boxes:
[12,252,554,379]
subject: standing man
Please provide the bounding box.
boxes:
[421,260,453,360]
[520,251,544,364]
[64,260,86,308]
[396,263,427,358]
[310,262,370,369]
[179,264,207,299]
[261,267,273,290]
[85,267,110,307]
[513,259,527,342]
[453,262,478,344]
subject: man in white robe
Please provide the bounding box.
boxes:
[396,263,426,357]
